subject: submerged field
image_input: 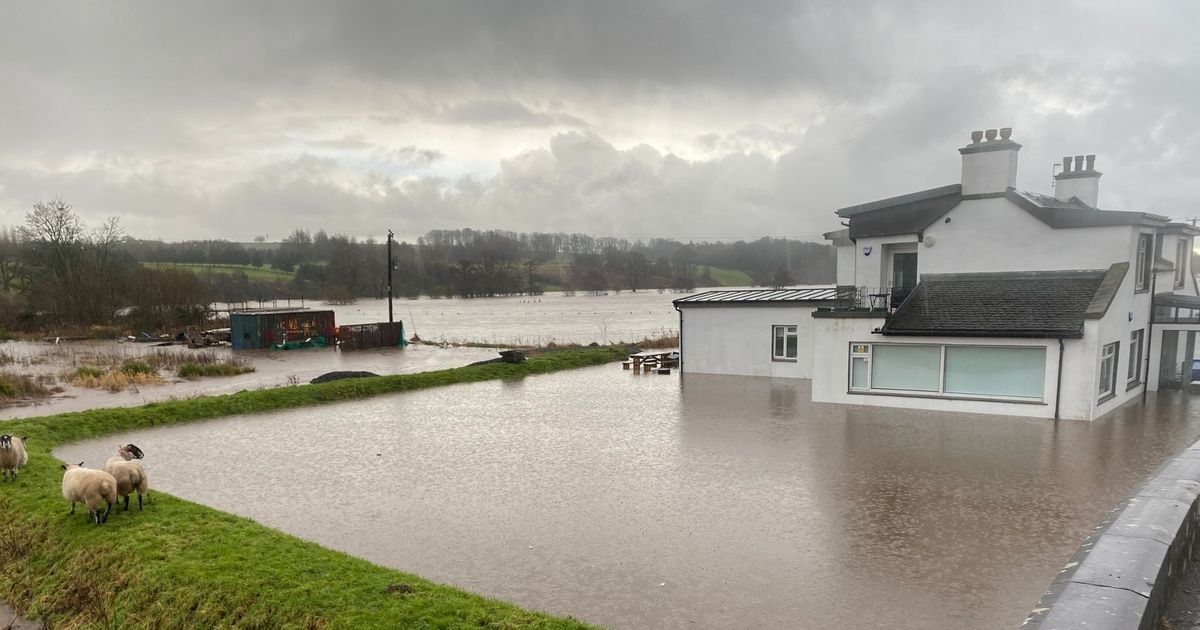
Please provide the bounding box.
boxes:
[0,347,624,628]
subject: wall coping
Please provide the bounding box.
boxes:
[1021,439,1200,629]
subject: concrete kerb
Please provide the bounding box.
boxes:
[1022,439,1200,629]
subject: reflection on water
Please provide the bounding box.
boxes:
[55,368,1200,629]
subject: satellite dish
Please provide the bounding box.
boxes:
[923,236,936,248]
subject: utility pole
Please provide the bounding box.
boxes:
[386,229,394,323]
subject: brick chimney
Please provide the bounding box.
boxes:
[1054,153,1101,208]
[959,127,1021,196]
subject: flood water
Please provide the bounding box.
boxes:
[226,288,691,346]
[55,367,1200,629]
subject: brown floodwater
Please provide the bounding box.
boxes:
[54,368,1200,629]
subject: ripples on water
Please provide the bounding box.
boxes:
[55,367,1200,629]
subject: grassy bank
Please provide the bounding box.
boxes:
[0,346,626,628]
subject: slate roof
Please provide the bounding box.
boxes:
[674,287,838,305]
[845,188,962,239]
[880,267,1124,338]
[1007,190,1170,228]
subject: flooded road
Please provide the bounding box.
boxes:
[55,367,1200,629]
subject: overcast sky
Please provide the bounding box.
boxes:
[0,1,1196,242]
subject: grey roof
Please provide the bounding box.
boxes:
[1007,190,1171,228]
[674,287,838,305]
[836,184,961,218]
[844,186,962,240]
[880,269,1113,338]
[1154,256,1176,272]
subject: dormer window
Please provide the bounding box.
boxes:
[1135,233,1152,292]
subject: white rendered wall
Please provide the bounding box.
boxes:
[920,197,1135,275]
[960,148,1018,195]
[835,244,856,286]
[1055,176,1100,208]
[679,305,819,378]
[848,234,920,288]
[809,315,1100,420]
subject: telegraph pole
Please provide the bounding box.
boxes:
[386,229,394,323]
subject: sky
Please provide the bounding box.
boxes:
[0,1,1197,243]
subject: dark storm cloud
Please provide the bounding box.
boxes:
[0,1,1198,239]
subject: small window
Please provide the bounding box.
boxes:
[1099,342,1119,399]
[772,325,798,361]
[1128,330,1144,385]
[1135,233,1152,291]
[850,344,871,389]
[1176,239,1189,288]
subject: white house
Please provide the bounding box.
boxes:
[675,128,1200,421]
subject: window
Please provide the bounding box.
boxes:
[772,325,798,361]
[1128,329,1144,386]
[1177,239,1190,288]
[1098,342,1119,400]
[848,343,1046,401]
[1136,233,1153,291]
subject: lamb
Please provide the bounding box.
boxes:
[61,462,117,525]
[0,435,28,481]
[102,443,149,512]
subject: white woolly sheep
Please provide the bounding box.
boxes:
[102,443,149,512]
[0,435,28,481]
[61,462,117,525]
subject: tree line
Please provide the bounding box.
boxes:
[0,200,835,332]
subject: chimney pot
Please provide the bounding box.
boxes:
[999,127,1012,140]
[1063,156,1073,171]
[971,130,984,143]
[985,129,998,141]
[1074,155,1084,172]
[1085,154,1095,171]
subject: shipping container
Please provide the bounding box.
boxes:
[337,321,407,350]
[230,309,336,350]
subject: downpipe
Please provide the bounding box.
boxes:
[1055,338,1064,420]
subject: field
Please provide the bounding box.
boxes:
[141,262,295,281]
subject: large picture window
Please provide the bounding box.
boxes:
[1098,342,1119,400]
[772,325,798,361]
[848,343,1046,401]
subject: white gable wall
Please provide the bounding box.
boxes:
[679,305,820,378]
[847,234,920,288]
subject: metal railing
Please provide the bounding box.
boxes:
[831,286,914,311]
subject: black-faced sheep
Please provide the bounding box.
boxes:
[102,443,149,511]
[0,435,28,481]
[61,462,117,525]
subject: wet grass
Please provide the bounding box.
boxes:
[176,361,255,378]
[0,346,625,628]
[0,373,60,402]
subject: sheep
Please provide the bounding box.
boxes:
[0,435,28,481]
[61,462,117,525]
[102,443,149,512]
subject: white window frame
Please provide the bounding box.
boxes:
[1127,329,1144,386]
[1099,342,1119,400]
[1135,233,1152,292]
[772,325,798,362]
[847,342,1046,402]
[1176,239,1189,289]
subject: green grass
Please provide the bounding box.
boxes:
[700,266,754,287]
[141,262,296,281]
[0,346,626,628]
[176,362,255,378]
